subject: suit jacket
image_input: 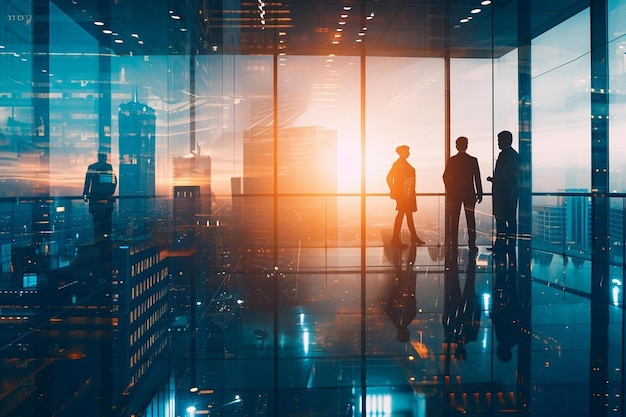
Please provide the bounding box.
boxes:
[492,146,519,217]
[83,161,116,213]
[443,152,483,201]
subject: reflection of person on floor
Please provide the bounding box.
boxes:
[386,145,425,249]
[443,136,483,254]
[387,244,418,342]
[83,152,117,245]
[443,252,481,360]
[491,238,521,362]
[487,130,519,247]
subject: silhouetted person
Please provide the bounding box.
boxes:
[491,243,521,362]
[387,244,418,342]
[487,130,519,247]
[443,251,481,360]
[443,136,483,254]
[386,145,425,249]
[83,152,117,245]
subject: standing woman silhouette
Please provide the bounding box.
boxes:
[386,145,425,249]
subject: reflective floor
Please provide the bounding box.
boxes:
[167,242,601,417]
[0,233,615,417]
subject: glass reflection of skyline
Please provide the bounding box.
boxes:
[1,2,626,416]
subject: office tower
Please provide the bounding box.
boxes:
[533,204,566,246]
[111,241,170,415]
[172,150,212,217]
[241,125,338,247]
[173,185,201,240]
[118,95,156,237]
[558,189,590,248]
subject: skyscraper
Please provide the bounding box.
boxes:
[172,149,212,217]
[111,241,170,415]
[118,95,156,237]
[241,125,338,247]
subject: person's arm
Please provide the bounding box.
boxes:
[83,169,92,202]
[474,159,483,203]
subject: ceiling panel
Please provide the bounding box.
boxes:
[50,0,589,58]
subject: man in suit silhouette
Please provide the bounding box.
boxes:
[487,130,519,247]
[443,136,483,253]
[83,152,117,244]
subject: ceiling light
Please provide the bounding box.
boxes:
[339,21,346,25]
[131,33,139,38]
[114,39,123,44]
[471,8,481,14]
[481,0,492,5]
[340,14,348,18]
[94,21,105,26]
[103,29,113,34]
[171,15,181,20]
[460,18,469,23]
[343,6,351,10]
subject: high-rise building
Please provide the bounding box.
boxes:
[172,150,212,216]
[241,125,338,247]
[118,96,156,237]
[173,185,201,236]
[558,189,590,248]
[111,240,170,415]
[533,204,566,246]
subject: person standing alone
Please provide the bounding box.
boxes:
[83,152,117,245]
[386,145,425,249]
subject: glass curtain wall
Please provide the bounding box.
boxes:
[4,1,626,416]
[609,1,626,415]
[528,11,594,413]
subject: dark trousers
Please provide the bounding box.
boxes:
[92,211,112,243]
[445,196,477,249]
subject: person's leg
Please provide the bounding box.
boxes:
[447,199,461,248]
[505,194,518,244]
[464,200,477,250]
[391,210,406,248]
[407,212,425,245]
[495,214,507,240]
[93,213,103,243]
